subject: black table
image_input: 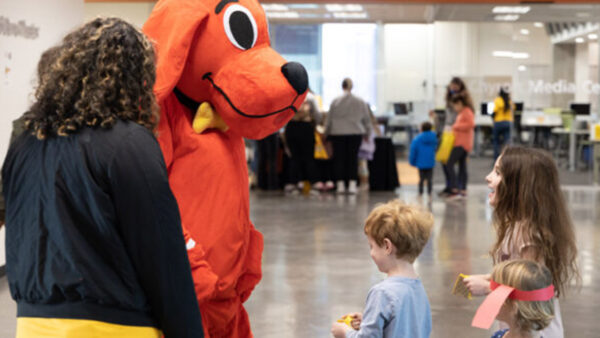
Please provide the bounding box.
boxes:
[368,137,400,191]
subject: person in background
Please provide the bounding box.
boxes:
[283,98,321,195]
[357,105,381,190]
[409,122,438,201]
[492,87,514,161]
[0,181,4,229]
[435,77,474,197]
[446,94,475,200]
[0,46,62,229]
[325,78,372,194]
[307,89,335,192]
[331,200,433,338]
[1,17,204,337]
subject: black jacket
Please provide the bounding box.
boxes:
[1,121,204,337]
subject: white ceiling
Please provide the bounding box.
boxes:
[263,3,600,24]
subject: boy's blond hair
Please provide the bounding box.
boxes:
[364,200,434,263]
[492,260,555,332]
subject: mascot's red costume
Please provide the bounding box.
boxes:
[143,1,308,336]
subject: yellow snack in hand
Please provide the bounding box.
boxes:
[337,315,354,327]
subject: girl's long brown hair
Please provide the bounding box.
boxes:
[25,17,158,139]
[492,146,579,297]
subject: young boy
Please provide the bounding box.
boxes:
[331,200,434,338]
[409,122,438,199]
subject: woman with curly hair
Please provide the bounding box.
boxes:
[464,146,580,338]
[1,17,204,337]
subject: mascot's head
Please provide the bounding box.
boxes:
[143,0,308,139]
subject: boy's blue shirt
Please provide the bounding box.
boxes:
[346,276,432,338]
[409,131,438,169]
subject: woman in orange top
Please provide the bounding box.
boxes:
[446,94,475,199]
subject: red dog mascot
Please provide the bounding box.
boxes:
[143,0,308,336]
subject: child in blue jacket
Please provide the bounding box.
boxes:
[409,122,438,198]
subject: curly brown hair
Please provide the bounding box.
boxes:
[25,17,158,139]
[492,146,580,297]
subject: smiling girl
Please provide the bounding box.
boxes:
[463,146,579,338]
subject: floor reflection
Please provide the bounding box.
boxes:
[246,185,600,338]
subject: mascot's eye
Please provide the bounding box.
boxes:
[223,4,258,50]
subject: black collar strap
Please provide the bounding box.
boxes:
[173,87,201,113]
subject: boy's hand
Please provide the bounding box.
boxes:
[344,312,362,330]
[331,322,351,338]
[463,274,491,297]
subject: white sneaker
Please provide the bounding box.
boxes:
[336,180,346,194]
[348,180,358,194]
[284,184,296,194]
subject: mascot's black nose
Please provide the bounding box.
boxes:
[281,62,308,95]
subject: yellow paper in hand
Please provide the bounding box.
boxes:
[337,315,354,327]
[452,273,472,299]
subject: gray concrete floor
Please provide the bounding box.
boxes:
[1,185,598,337]
[244,186,600,338]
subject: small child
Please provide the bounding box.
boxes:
[409,122,438,199]
[331,200,434,338]
[471,259,555,338]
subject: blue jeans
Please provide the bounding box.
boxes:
[493,121,512,160]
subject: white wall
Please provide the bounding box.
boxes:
[433,22,479,86]
[0,0,84,268]
[321,24,378,110]
[381,21,553,111]
[575,42,590,102]
[383,24,433,104]
[85,2,155,29]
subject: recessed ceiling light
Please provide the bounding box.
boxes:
[589,34,598,40]
[576,12,591,18]
[493,51,514,58]
[534,22,544,28]
[518,65,527,72]
[266,11,300,19]
[332,12,368,19]
[288,4,319,10]
[512,52,530,59]
[520,29,530,35]
[262,4,289,11]
[576,37,585,43]
[492,6,530,14]
[494,15,520,22]
[325,4,364,12]
[492,51,530,59]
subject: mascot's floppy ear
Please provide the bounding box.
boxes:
[143,0,209,103]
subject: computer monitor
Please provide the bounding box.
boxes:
[480,102,495,115]
[434,109,445,116]
[514,102,524,112]
[570,103,590,115]
[393,103,408,115]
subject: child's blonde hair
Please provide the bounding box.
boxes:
[492,260,555,332]
[364,200,433,263]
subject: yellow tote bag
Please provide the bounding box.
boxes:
[314,132,329,160]
[436,131,454,164]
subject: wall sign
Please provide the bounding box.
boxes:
[0,16,39,40]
